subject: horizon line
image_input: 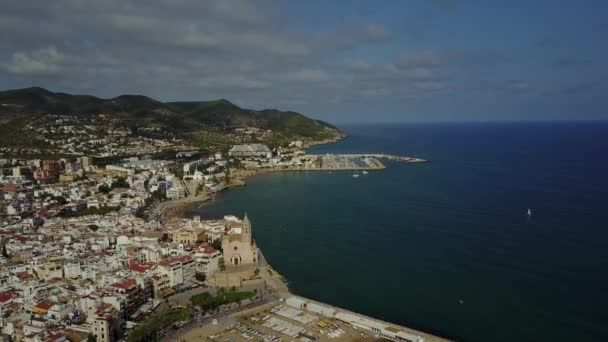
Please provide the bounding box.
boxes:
[330,118,608,125]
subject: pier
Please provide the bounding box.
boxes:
[315,153,428,163]
[280,153,428,171]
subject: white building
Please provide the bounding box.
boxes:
[158,255,195,287]
[228,144,272,158]
[166,186,185,200]
[194,245,221,276]
[63,262,82,279]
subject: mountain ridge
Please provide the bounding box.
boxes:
[0,87,339,139]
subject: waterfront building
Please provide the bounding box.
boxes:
[221,214,259,266]
[228,144,272,159]
[166,185,185,200]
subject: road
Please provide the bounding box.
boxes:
[160,293,276,342]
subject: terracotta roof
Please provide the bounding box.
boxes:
[159,254,192,266]
[0,292,13,303]
[46,333,65,342]
[199,245,217,254]
[127,259,154,273]
[111,278,137,290]
[34,300,53,310]
[95,302,112,315]
[226,221,242,228]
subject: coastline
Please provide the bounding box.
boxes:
[155,134,453,342]
[158,133,351,222]
[158,130,430,223]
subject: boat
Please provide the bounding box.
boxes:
[527,208,532,216]
[352,174,360,178]
[362,171,369,174]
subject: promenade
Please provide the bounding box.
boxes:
[159,247,451,342]
[173,293,452,342]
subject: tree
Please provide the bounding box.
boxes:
[54,196,68,205]
[211,238,222,251]
[98,184,111,194]
[151,190,167,201]
[88,224,99,232]
[111,177,130,189]
[87,334,96,342]
[195,272,206,282]
[218,257,226,271]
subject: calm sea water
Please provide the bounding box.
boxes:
[191,122,608,342]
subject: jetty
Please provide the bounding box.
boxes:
[280,153,428,171]
[316,153,429,163]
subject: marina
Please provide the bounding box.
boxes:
[318,154,429,163]
[275,154,428,172]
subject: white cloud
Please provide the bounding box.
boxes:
[3,47,65,75]
[365,24,391,42]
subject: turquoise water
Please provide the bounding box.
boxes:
[191,122,608,342]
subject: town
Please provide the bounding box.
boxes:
[0,139,439,342]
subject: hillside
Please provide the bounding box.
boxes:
[0,87,340,139]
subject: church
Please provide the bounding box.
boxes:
[222,214,259,266]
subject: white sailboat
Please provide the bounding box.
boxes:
[352,174,360,178]
[362,171,369,174]
[527,208,532,216]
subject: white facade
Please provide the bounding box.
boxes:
[63,262,81,279]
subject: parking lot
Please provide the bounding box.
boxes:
[178,300,375,342]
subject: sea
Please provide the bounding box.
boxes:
[189,122,608,342]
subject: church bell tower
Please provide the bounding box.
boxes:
[242,213,252,243]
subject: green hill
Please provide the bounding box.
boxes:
[0,87,340,139]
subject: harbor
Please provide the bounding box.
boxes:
[268,154,428,172]
[309,154,428,170]
[315,154,429,163]
[307,154,386,171]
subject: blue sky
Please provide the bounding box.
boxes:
[0,0,606,122]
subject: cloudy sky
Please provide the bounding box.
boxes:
[1,0,607,122]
